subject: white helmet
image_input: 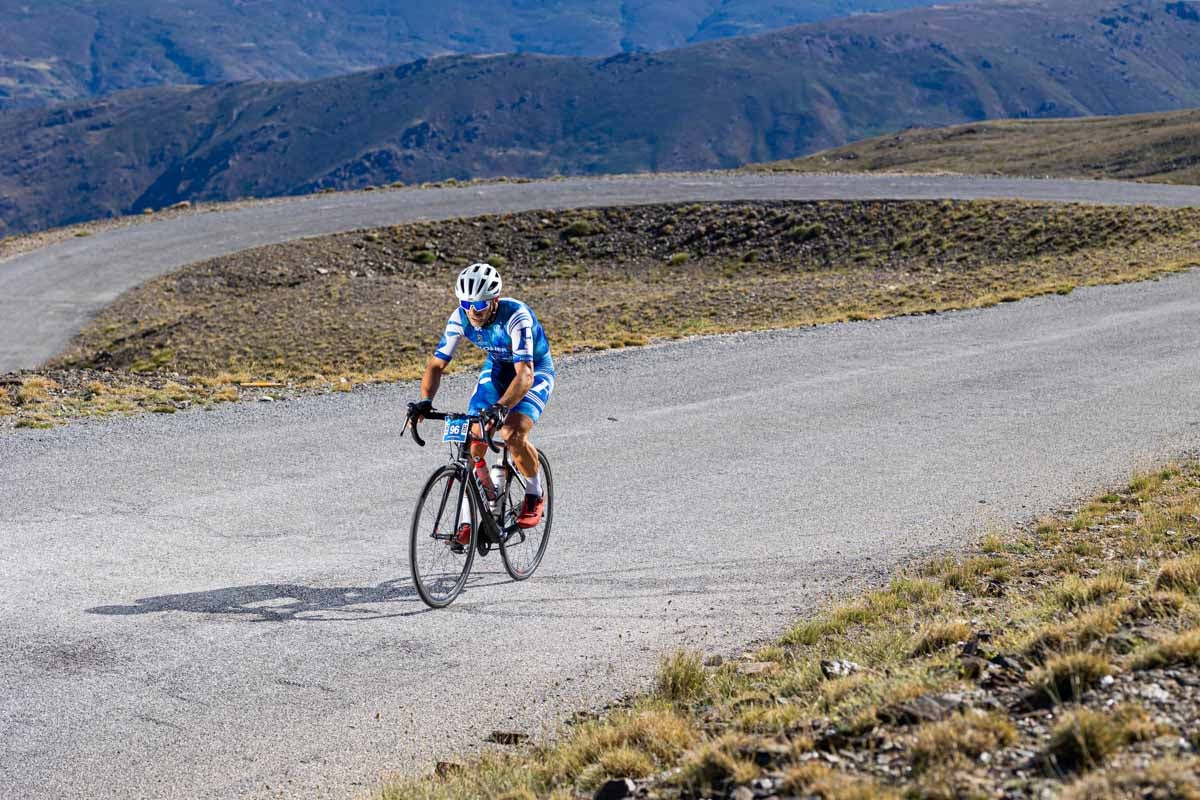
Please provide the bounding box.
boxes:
[455,262,502,302]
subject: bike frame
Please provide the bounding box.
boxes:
[409,410,526,546]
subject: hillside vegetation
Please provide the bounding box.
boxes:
[758,108,1200,184]
[0,199,1185,428]
[0,0,962,110]
[4,0,1200,235]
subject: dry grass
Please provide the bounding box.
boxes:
[1052,572,1129,611]
[782,763,898,799]
[911,621,971,657]
[1156,554,1200,595]
[910,711,1018,772]
[656,651,707,705]
[1132,629,1200,671]
[1061,757,1200,800]
[21,199,1199,429]
[1028,652,1112,706]
[1044,709,1125,774]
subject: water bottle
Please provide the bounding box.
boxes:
[474,459,496,504]
[489,463,506,508]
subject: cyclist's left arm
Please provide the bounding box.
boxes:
[497,361,533,409]
[497,308,537,409]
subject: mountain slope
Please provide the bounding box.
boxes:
[4,0,1200,235]
[0,0,964,110]
[755,109,1200,184]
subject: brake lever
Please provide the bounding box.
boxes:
[483,413,501,454]
[404,411,427,447]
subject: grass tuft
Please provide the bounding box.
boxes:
[673,736,758,793]
[656,651,707,704]
[1044,708,1123,773]
[911,621,971,657]
[1131,629,1200,671]
[911,710,1017,772]
[1028,652,1111,706]
[1053,572,1129,611]
[1062,758,1200,800]
[1156,554,1200,595]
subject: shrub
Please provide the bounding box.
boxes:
[562,220,600,238]
[785,223,825,242]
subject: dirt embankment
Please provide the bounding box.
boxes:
[5,199,1200,429]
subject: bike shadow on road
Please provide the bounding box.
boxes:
[85,571,512,621]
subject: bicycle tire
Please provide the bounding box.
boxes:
[409,465,478,608]
[499,449,553,581]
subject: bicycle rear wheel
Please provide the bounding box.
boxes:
[409,465,478,608]
[499,449,553,581]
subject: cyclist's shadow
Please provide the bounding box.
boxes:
[86,573,508,621]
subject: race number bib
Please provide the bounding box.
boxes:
[442,416,470,443]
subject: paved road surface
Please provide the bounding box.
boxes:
[3,269,1200,798]
[4,173,1200,373]
[3,174,1200,798]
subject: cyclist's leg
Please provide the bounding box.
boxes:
[500,367,554,482]
[467,360,503,460]
[499,411,538,482]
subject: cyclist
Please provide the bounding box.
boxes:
[410,263,554,548]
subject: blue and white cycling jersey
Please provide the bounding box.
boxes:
[433,297,556,423]
[433,298,554,371]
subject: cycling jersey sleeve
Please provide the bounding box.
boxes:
[505,306,535,363]
[433,310,465,362]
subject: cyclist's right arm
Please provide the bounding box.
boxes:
[417,356,450,416]
[414,310,464,418]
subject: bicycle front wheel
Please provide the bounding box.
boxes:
[409,465,478,608]
[499,449,553,581]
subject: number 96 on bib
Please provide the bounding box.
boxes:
[443,416,470,443]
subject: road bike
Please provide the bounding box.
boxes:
[402,406,553,608]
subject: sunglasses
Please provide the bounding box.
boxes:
[460,299,492,313]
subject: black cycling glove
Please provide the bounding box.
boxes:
[409,399,433,418]
[483,402,510,428]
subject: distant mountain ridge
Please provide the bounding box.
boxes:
[0,0,964,110]
[3,0,1200,236]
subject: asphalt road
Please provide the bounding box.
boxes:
[4,270,1200,798]
[5,172,1200,373]
[3,174,1200,798]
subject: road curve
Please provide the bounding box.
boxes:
[3,172,1200,373]
[3,268,1200,799]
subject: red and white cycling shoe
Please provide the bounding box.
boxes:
[516,495,544,528]
[449,523,472,553]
